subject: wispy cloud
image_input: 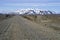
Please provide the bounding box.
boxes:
[2,3,60,7]
[47,3,60,6]
[3,3,45,6]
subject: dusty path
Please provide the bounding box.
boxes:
[0,16,60,40]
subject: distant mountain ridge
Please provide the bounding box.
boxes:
[15,9,55,15]
[0,9,56,15]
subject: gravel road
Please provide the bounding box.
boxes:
[0,16,60,40]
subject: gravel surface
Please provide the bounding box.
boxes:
[0,16,60,40]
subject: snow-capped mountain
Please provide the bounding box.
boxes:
[14,9,55,15]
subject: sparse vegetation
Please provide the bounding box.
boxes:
[49,25,60,30]
[22,14,60,31]
[0,14,14,21]
[22,15,37,21]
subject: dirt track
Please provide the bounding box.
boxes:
[0,16,60,40]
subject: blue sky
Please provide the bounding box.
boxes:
[0,0,60,13]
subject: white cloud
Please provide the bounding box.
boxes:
[46,3,60,6]
[4,3,45,6]
[3,3,60,6]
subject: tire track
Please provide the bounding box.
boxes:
[0,16,60,40]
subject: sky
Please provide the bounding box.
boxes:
[0,0,60,13]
